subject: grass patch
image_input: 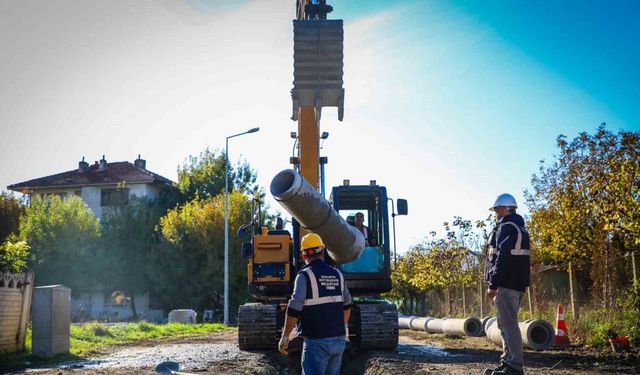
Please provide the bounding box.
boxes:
[69,321,229,356]
[0,322,231,371]
[518,303,639,348]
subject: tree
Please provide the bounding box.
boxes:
[388,248,427,315]
[155,191,253,320]
[176,148,260,201]
[0,192,24,243]
[100,196,168,318]
[526,126,640,321]
[19,196,101,292]
[389,217,484,317]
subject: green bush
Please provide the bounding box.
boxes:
[524,302,638,347]
[0,239,29,272]
[137,321,154,332]
[576,305,638,347]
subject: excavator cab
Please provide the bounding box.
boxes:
[330,181,402,295]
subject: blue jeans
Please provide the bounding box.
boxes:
[301,336,346,375]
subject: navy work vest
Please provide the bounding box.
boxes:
[298,259,346,339]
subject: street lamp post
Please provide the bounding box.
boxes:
[224,127,259,325]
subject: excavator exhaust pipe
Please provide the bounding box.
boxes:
[270,169,365,264]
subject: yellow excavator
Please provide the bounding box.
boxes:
[237,0,408,351]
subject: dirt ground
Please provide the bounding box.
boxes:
[8,329,639,375]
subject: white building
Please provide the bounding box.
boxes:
[8,155,174,217]
[8,155,175,322]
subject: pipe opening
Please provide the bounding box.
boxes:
[530,325,551,345]
[271,170,295,197]
[465,320,482,336]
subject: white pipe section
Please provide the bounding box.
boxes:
[409,317,435,331]
[484,317,555,350]
[270,169,365,264]
[441,317,484,337]
[398,316,416,330]
[425,317,447,333]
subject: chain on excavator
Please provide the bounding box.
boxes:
[237,303,278,350]
[356,303,399,350]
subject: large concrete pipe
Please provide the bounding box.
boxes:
[270,169,365,264]
[424,318,447,333]
[441,317,484,337]
[408,317,435,331]
[398,316,416,330]
[485,317,555,350]
[481,316,493,335]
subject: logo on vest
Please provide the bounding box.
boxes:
[319,275,339,290]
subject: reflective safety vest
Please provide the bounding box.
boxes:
[487,221,531,257]
[485,214,531,292]
[298,260,346,339]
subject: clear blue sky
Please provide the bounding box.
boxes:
[0,0,637,253]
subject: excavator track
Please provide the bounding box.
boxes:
[357,302,399,350]
[238,303,278,350]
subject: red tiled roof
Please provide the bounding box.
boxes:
[8,162,174,192]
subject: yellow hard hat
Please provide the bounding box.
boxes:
[300,233,324,255]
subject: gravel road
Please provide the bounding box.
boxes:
[9,329,639,375]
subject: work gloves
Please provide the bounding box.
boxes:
[278,335,289,355]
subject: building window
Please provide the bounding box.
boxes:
[101,188,129,207]
[104,291,130,308]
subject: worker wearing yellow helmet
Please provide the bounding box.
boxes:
[279,233,352,375]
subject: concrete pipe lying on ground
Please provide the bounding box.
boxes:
[481,316,493,335]
[270,169,365,264]
[402,316,446,333]
[484,317,555,350]
[441,317,484,337]
[408,317,435,331]
[424,317,447,333]
[398,316,416,330]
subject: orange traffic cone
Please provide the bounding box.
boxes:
[554,303,571,346]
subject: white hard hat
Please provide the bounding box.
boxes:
[490,193,517,211]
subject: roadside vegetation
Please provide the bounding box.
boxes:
[0,322,230,371]
[389,126,640,349]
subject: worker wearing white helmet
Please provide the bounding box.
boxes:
[483,193,530,375]
[279,233,352,375]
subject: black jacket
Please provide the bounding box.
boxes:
[485,213,531,292]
